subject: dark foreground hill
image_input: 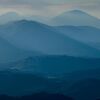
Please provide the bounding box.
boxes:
[0,70,100,100]
[0,93,73,100]
[3,56,100,76]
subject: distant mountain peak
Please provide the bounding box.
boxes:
[67,10,89,15]
[53,9,92,20]
[12,20,35,25]
[11,19,46,28]
[50,9,100,28]
[13,19,40,24]
[14,19,30,24]
[69,10,84,13]
[52,10,94,19]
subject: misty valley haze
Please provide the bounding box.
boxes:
[0,8,100,100]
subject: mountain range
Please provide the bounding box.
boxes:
[0,68,100,100]
[0,20,100,59]
[55,26,100,50]
[0,10,100,28]
[50,10,100,28]
[0,9,100,100]
[0,12,48,25]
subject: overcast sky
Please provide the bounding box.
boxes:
[0,0,99,18]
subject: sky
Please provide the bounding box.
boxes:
[0,0,100,18]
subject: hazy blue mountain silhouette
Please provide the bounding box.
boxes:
[0,10,100,100]
[0,37,40,63]
[55,26,100,50]
[0,12,48,25]
[2,56,100,76]
[50,10,100,28]
[0,20,100,58]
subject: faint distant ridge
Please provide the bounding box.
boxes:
[0,12,48,25]
[50,9,100,28]
[1,10,100,28]
[0,12,23,24]
[66,10,90,15]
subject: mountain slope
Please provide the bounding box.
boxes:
[0,20,100,58]
[2,56,100,76]
[55,26,100,50]
[0,37,41,63]
[50,10,100,28]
